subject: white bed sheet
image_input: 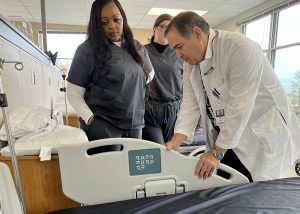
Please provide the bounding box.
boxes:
[0,124,88,160]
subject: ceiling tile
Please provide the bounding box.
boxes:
[0,0,279,29]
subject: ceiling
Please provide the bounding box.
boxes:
[0,0,269,29]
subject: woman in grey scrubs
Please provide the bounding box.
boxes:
[66,0,154,150]
[142,14,183,144]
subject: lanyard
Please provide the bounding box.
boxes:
[198,65,220,134]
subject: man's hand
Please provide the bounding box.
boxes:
[165,133,187,151]
[165,140,181,150]
[195,151,219,180]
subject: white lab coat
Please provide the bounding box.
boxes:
[175,29,300,181]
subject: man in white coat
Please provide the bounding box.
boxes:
[165,11,300,182]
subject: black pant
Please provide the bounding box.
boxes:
[218,149,253,182]
[142,100,180,144]
[79,117,142,154]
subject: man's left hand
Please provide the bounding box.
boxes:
[195,151,219,180]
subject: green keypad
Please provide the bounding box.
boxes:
[128,148,161,176]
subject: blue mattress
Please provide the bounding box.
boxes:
[50,177,300,214]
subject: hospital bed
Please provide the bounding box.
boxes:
[52,138,300,214]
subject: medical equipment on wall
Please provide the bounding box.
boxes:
[60,70,68,126]
[0,58,26,214]
[58,138,249,205]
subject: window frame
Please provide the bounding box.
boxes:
[38,30,87,72]
[238,1,300,106]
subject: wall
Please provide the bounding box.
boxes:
[132,28,153,45]
[0,16,63,127]
[216,0,288,31]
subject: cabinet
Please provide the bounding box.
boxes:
[0,155,80,214]
[63,114,79,128]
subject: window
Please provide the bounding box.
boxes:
[245,15,271,51]
[277,4,300,47]
[39,31,86,74]
[274,46,300,105]
[240,2,300,106]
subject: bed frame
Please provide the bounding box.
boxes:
[58,138,249,205]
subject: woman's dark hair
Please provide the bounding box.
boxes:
[150,14,173,43]
[87,0,149,80]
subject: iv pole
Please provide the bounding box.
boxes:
[0,58,26,214]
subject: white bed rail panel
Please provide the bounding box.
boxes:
[58,138,249,205]
[0,162,22,214]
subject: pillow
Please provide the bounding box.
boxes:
[0,125,88,159]
[0,105,51,140]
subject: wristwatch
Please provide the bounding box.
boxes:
[212,149,224,161]
[87,115,95,126]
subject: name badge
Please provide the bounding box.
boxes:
[215,108,225,125]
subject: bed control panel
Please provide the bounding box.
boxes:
[128,148,161,176]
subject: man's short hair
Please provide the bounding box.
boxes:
[165,11,210,38]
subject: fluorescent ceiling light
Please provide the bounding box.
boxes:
[148,8,207,16]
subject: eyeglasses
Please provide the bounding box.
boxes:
[158,24,167,31]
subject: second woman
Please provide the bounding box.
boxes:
[142,14,183,144]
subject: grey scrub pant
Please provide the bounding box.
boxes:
[142,100,180,144]
[80,117,142,154]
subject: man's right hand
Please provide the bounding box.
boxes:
[165,133,187,150]
[165,140,181,150]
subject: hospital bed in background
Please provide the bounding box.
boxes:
[56,138,249,205]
